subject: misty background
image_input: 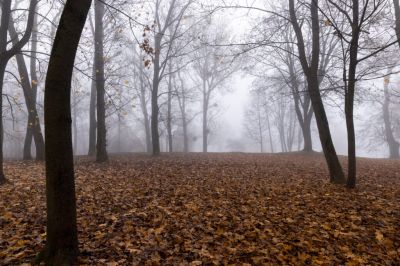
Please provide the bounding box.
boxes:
[1,0,398,159]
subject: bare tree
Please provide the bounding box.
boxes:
[244,89,269,152]
[192,19,238,153]
[8,10,45,161]
[382,69,399,158]
[145,0,193,155]
[0,0,37,184]
[322,0,398,188]
[289,0,345,184]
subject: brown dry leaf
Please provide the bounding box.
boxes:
[0,154,399,265]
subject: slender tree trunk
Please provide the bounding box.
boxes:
[88,59,96,156]
[202,100,208,152]
[0,63,6,184]
[266,112,274,153]
[139,71,151,153]
[302,114,313,152]
[289,0,345,184]
[24,10,38,160]
[382,71,400,158]
[258,113,263,153]
[117,115,121,152]
[0,0,37,184]
[0,1,12,184]
[394,0,400,48]
[73,95,78,154]
[167,70,173,152]
[202,84,209,153]
[151,33,162,156]
[37,0,91,264]
[95,0,108,162]
[182,114,188,152]
[9,16,45,161]
[345,1,360,189]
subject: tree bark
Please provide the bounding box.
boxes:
[289,0,345,184]
[38,0,91,264]
[8,15,45,161]
[266,112,274,153]
[394,0,400,48]
[151,33,162,155]
[73,94,78,154]
[382,71,399,158]
[138,68,152,153]
[0,63,6,184]
[202,82,209,153]
[345,0,360,189]
[166,68,173,152]
[95,0,108,162]
[88,57,96,156]
[0,0,37,184]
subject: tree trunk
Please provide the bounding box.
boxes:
[95,0,108,162]
[9,16,45,161]
[139,70,152,153]
[394,0,400,48]
[202,85,208,153]
[167,70,173,152]
[289,0,345,184]
[182,114,188,152]
[151,33,162,156]
[382,71,400,158]
[38,0,91,264]
[0,0,37,184]
[0,63,6,184]
[73,94,78,154]
[308,76,345,183]
[266,112,274,153]
[345,1,360,189]
[88,58,96,156]
[0,1,11,184]
[23,9,37,160]
[302,114,313,152]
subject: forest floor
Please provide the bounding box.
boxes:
[0,153,399,265]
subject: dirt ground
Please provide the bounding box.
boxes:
[0,153,399,265]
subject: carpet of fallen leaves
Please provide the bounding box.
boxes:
[0,153,399,265]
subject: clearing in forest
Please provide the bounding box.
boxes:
[0,153,399,265]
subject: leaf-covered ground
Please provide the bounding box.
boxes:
[0,153,399,265]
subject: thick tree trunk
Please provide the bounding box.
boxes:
[9,18,45,161]
[308,76,345,183]
[95,0,108,162]
[38,0,91,264]
[289,0,345,184]
[151,33,162,156]
[382,72,400,159]
[88,60,96,156]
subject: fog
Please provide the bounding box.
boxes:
[1,0,399,160]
